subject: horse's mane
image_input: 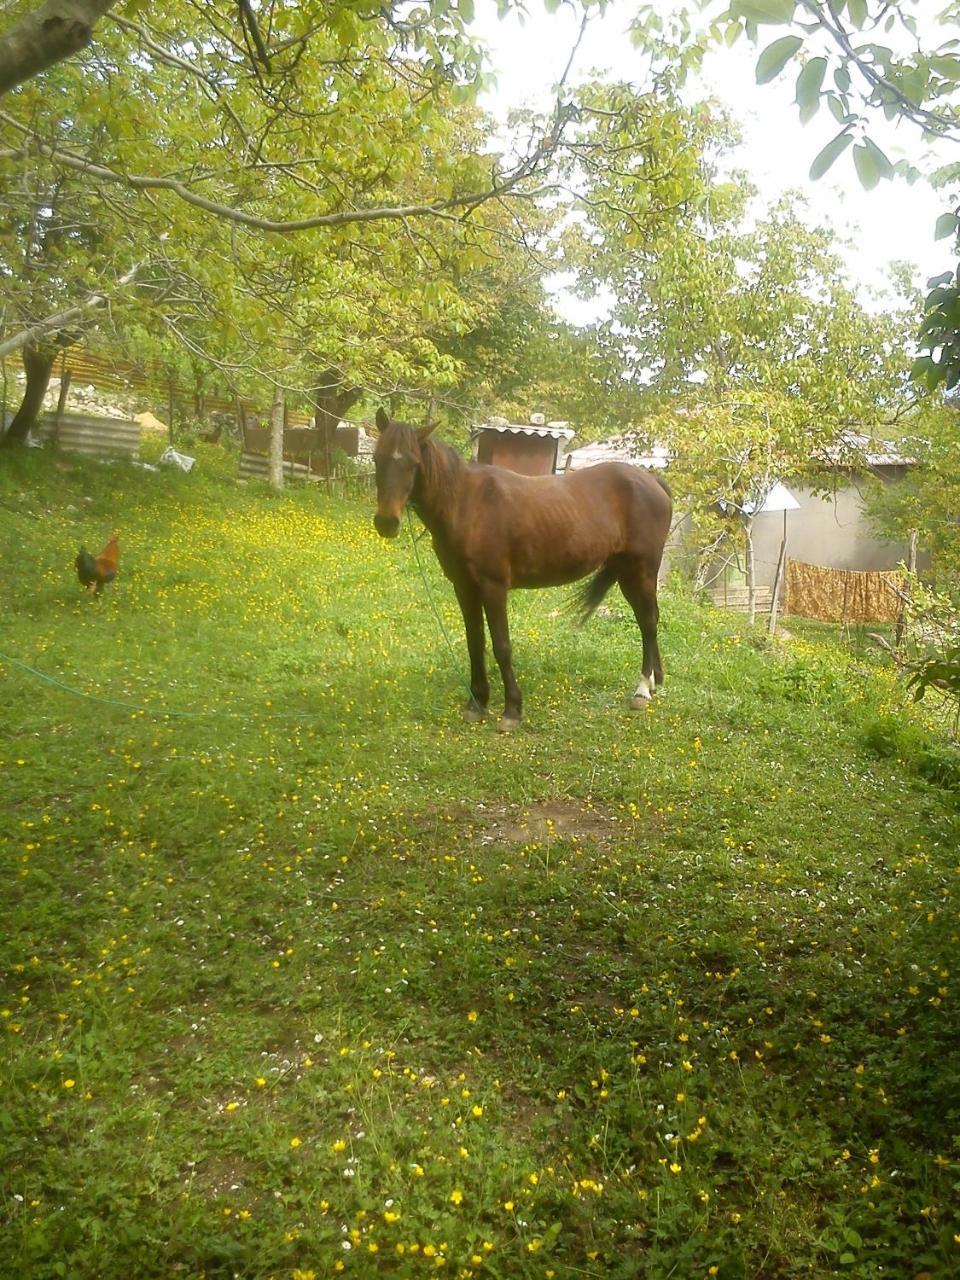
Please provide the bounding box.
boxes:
[419,434,465,506]
[386,421,465,520]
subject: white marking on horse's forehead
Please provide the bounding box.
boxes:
[391,449,404,461]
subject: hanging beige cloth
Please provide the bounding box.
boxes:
[784,560,903,623]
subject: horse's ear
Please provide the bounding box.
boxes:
[418,420,438,442]
[374,407,390,434]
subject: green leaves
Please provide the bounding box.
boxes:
[934,211,959,240]
[756,35,802,84]
[718,0,960,194]
[805,114,892,190]
[732,0,798,24]
[914,267,960,392]
[909,645,960,705]
[852,137,894,190]
[3,0,559,406]
[825,91,851,123]
[795,57,827,122]
[930,54,960,82]
[809,130,852,180]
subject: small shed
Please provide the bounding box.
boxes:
[474,413,574,476]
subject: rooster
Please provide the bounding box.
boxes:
[76,534,119,596]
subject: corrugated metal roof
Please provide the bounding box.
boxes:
[563,430,668,470]
[564,427,917,471]
[816,430,918,468]
[475,417,575,442]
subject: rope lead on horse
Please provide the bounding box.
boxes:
[405,508,484,717]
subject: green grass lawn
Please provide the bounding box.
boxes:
[1,443,958,1279]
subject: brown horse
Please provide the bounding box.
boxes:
[371,408,672,731]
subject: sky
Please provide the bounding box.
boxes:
[470,1,951,323]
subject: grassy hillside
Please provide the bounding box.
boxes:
[1,443,958,1279]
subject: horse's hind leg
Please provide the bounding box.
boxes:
[617,559,663,707]
[480,581,522,732]
[453,578,489,721]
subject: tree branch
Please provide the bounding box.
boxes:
[237,0,270,67]
[800,0,960,142]
[110,14,254,152]
[0,256,144,358]
[0,0,117,98]
[0,108,562,234]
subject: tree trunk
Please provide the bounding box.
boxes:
[310,370,360,477]
[896,529,919,648]
[193,363,206,422]
[0,0,117,99]
[268,384,284,491]
[744,516,757,627]
[2,340,55,445]
[53,362,71,442]
[768,511,788,637]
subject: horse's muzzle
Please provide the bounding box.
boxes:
[374,513,400,539]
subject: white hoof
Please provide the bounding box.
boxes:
[496,716,521,734]
[630,675,655,709]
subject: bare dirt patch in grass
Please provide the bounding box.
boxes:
[477,798,635,845]
[187,1154,258,1198]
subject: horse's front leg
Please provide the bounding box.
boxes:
[481,582,522,732]
[453,578,489,722]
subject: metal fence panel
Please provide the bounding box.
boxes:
[238,451,310,481]
[36,412,141,460]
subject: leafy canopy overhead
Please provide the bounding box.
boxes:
[696,2,960,392]
[719,0,960,185]
[4,1,729,433]
[0,1,574,414]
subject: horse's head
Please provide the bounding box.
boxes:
[371,407,438,538]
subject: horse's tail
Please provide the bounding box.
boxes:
[569,563,618,626]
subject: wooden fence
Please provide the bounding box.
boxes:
[238,420,369,487]
[3,346,322,434]
[238,452,311,482]
[709,584,773,613]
